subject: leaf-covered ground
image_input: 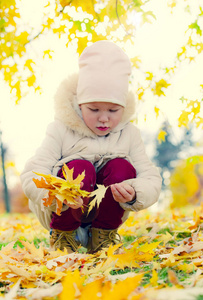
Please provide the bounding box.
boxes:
[1,204,203,300]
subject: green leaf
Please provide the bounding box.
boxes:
[186,155,201,166]
[74,20,83,31]
[189,20,202,35]
[142,10,156,23]
[0,18,6,29]
[85,20,93,33]
[133,0,143,9]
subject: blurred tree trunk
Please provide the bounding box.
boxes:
[0,131,10,213]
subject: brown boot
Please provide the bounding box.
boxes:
[50,229,80,253]
[88,227,121,253]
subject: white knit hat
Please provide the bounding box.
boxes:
[77,41,131,107]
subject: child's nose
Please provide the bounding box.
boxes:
[99,113,108,123]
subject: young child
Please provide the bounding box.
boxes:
[21,41,162,253]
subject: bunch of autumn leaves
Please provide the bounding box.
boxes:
[33,164,107,216]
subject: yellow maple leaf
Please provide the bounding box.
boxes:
[53,25,66,37]
[60,269,84,300]
[138,241,160,254]
[17,31,29,45]
[79,279,103,300]
[131,56,141,68]
[129,241,156,262]
[62,163,85,185]
[47,17,54,28]
[158,231,173,246]
[157,129,167,143]
[24,59,35,72]
[108,247,140,269]
[188,100,201,120]
[27,74,36,87]
[178,110,190,128]
[43,49,54,59]
[146,71,153,81]
[196,116,203,128]
[7,265,37,281]
[137,87,145,101]
[107,243,123,256]
[178,262,196,273]
[11,80,21,103]
[60,0,70,8]
[152,79,170,96]
[33,164,90,215]
[154,106,160,118]
[71,0,95,15]
[77,36,89,56]
[102,274,143,300]
[20,240,44,262]
[87,184,108,215]
[150,269,158,286]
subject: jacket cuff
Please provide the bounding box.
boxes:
[127,198,136,205]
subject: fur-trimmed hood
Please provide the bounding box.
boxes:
[54,74,136,138]
[21,74,162,232]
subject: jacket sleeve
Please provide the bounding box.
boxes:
[120,125,162,212]
[20,120,67,215]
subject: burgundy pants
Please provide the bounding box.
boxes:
[50,158,136,230]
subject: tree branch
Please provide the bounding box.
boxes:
[115,0,133,37]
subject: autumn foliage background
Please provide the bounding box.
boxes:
[0,0,203,299]
[0,0,202,213]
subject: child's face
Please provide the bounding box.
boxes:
[80,102,124,136]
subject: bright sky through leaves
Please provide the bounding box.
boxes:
[0,0,202,177]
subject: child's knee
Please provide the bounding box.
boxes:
[67,159,95,175]
[102,158,136,185]
[58,160,96,190]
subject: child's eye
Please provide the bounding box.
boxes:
[89,108,98,112]
[109,109,118,112]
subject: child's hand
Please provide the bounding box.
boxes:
[64,197,83,209]
[111,182,136,203]
[63,182,84,209]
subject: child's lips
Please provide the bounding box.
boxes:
[97,127,109,131]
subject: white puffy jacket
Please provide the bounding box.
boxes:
[21,74,162,231]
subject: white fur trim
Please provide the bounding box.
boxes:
[54,74,136,137]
